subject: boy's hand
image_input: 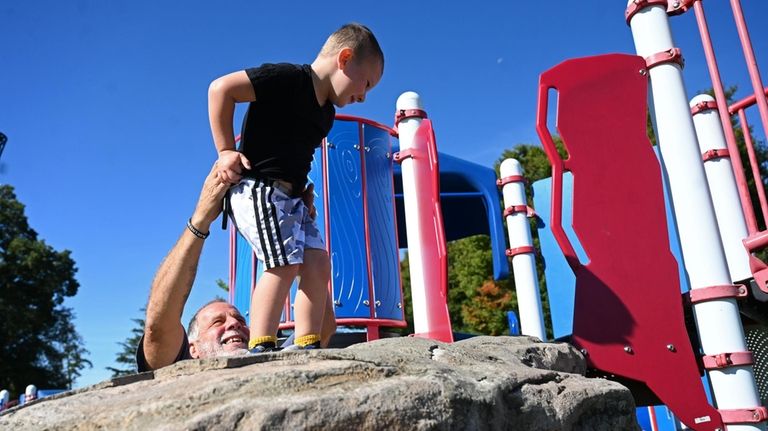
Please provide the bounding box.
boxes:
[302,183,317,220]
[216,150,251,184]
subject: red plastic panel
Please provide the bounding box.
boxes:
[536,54,723,430]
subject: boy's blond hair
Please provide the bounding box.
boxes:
[320,23,384,70]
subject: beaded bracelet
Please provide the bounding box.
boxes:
[186,219,210,239]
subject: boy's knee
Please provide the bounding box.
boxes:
[302,250,330,278]
[266,263,299,279]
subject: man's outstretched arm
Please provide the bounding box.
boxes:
[142,163,229,370]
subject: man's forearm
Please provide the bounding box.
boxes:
[142,163,226,369]
[142,228,206,369]
[146,228,206,333]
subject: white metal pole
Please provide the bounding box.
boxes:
[690,94,752,284]
[396,91,430,336]
[628,4,763,430]
[500,158,546,340]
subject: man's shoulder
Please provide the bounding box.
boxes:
[135,331,191,373]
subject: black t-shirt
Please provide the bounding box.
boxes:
[240,63,335,191]
[135,333,191,372]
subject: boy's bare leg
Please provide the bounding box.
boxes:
[320,294,337,347]
[250,264,299,345]
[295,249,331,342]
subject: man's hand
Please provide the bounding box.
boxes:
[302,183,317,220]
[216,150,251,184]
[190,162,231,231]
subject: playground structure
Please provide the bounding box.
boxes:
[228,1,768,429]
[229,97,508,344]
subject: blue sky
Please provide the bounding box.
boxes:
[2,1,767,388]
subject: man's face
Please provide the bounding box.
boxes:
[189,302,250,359]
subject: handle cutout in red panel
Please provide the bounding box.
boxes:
[538,86,590,267]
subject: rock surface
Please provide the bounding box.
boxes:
[0,336,639,430]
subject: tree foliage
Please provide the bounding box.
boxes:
[106,310,144,378]
[0,185,90,395]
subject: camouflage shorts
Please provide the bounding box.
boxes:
[227,178,325,269]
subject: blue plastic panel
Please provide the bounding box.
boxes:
[532,173,578,339]
[363,124,403,320]
[233,231,255,318]
[392,150,510,281]
[636,406,679,431]
[326,121,370,318]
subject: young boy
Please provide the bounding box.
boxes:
[208,23,384,352]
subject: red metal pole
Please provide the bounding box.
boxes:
[730,0,768,151]
[357,121,380,341]
[693,0,758,233]
[737,109,768,227]
[730,87,768,114]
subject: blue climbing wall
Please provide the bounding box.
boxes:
[231,118,404,326]
[363,124,402,320]
[326,120,370,318]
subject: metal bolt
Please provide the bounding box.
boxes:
[375,300,381,307]
[639,69,648,76]
[397,302,402,309]
[364,146,371,152]
[353,144,360,150]
[666,344,676,352]
[580,349,588,356]
[673,1,680,8]
[386,152,391,159]
[327,142,336,149]
[624,346,633,353]
[334,300,341,306]
[363,300,370,306]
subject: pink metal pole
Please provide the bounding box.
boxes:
[229,225,236,304]
[745,231,768,252]
[356,120,380,342]
[737,109,768,226]
[730,87,768,114]
[731,0,768,150]
[693,0,757,233]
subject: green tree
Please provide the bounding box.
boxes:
[106,310,144,378]
[0,184,89,395]
[399,235,517,336]
[216,278,229,292]
[462,280,514,335]
[60,322,92,389]
[397,254,414,335]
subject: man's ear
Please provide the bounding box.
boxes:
[337,47,354,70]
[189,341,199,359]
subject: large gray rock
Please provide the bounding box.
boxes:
[0,336,639,430]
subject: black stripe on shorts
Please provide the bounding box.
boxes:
[252,185,273,268]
